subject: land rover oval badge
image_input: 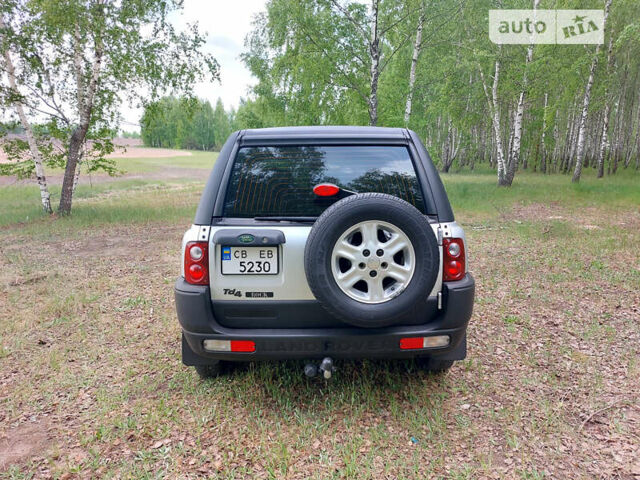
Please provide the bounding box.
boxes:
[238,234,254,244]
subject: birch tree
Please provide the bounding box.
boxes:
[0,13,51,213]
[505,0,540,186]
[0,0,219,215]
[239,0,640,178]
[244,0,431,126]
[479,55,507,185]
[572,0,613,183]
[540,92,548,173]
[597,33,615,178]
[404,12,423,124]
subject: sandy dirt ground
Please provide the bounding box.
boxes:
[0,137,202,186]
[0,137,192,164]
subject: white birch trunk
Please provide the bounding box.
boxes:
[368,0,380,126]
[490,61,506,184]
[404,13,424,125]
[506,0,540,185]
[479,58,506,184]
[540,92,548,173]
[572,0,613,182]
[597,106,611,178]
[597,33,615,178]
[0,14,52,213]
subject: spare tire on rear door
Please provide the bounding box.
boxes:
[304,193,440,328]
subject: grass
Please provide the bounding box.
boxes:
[442,165,640,219]
[0,156,639,478]
[0,150,218,229]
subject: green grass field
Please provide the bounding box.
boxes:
[0,154,638,478]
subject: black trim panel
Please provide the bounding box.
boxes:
[174,274,475,362]
[212,298,438,328]
[193,131,239,225]
[408,130,455,222]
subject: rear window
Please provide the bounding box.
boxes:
[223,145,425,217]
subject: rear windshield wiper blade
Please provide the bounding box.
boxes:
[253,216,317,223]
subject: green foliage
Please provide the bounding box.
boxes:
[0,0,219,212]
[140,96,232,151]
[240,0,640,176]
[121,131,141,139]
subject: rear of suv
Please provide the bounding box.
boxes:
[175,126,475,378]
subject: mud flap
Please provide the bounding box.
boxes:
[428,334,466,361]
[182,333,217,366]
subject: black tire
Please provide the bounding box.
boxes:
[304,193,440,328]
[194,362,224,379]
[417,358,454,373]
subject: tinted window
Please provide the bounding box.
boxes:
[223,145,425,217]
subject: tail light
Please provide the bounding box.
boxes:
[184,241,209,285]
[443,237,465,282]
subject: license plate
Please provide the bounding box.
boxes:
[221,246,278,275]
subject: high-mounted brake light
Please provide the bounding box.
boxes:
[184,241,209,285]
[443,238,465,282]
[313,183,340,197]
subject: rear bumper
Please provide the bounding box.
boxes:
[175,274,475,363]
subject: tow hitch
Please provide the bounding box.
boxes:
[304,357,336,379]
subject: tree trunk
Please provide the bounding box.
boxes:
[0,14,52,213]
[540,93,548,174]
[505,0,540,186]
[572,0,613,183]
[441,117,452,172]
[491,60,507,185]
[58,25,103,215]
[635,101,640,170]
[597,33,615,178]
[404,12,423,125]
[479,56,506,185]
[59,129,86,215]
[368,0,380,126]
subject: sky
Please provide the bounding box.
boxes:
[120,0,268,131]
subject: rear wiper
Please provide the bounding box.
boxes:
[254,216,317,223]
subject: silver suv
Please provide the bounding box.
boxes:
[175,126,475,378]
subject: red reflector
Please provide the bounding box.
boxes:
[188,264,205,281]
[230,340,255,352]
[446,261,462,278]
[313,183,340,197]
[400,337,423,350]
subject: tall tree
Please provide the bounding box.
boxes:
[0,13,51,213]
[572,0,613,183]
[240,0,640,180]
[243,0,427,126]
[213,98,232,150]
[506,0,541,186]
[597,33,615,178]
[140,97,219,151]
[0,0,218,214]
[403,10,423,125]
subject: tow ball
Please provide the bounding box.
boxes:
[304,357,336,379]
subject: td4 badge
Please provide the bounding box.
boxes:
[223,288,242,297]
